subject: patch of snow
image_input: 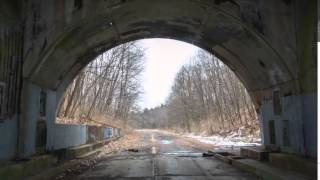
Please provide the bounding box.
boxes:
[184,133,261,147]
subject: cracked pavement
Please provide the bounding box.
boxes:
[76,130,257,180]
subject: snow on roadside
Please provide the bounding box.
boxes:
[183,132,261,147]
[135,128,261,148]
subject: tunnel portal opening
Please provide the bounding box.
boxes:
[55,38,261,151]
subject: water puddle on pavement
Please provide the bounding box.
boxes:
[160,140,173,144]
[162,151,203,157]
[152,147,157,154]
[151,134,156,142]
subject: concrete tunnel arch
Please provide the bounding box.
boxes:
[25,0,297,109]
[52,37,262,127]
[16,0,316,158]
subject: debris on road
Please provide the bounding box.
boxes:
[102,131,148,154]
[202,151,215,157]
[53,131,147,180]
[127,149,139,152]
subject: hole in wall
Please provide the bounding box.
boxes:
[283,91,292,97]
[269,120,276,144]
[282,120,290,147]
[273,90,282,115]
[258,59,266,68]
[74,0,83,10]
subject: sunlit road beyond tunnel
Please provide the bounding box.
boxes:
[74,130,256,180]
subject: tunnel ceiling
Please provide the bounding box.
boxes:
[19,0,299,103]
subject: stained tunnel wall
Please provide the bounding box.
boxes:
[0,0,317,160]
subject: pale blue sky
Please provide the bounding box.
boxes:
[137,38,200,109]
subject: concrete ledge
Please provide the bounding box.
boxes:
[27,148,104,180]
[27,136,122,180]
[0,136,121,180]
[92,141,104,149]
[66,144,93,159]
[240,146,269,161]
[213,152,243,164]
[269,153,317,177]
[0,155,57,180]
[65,137,121,159]
[214,152,232,164]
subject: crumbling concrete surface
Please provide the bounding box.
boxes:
[60,130,257,179]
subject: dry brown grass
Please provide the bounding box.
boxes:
[101,131,148,154]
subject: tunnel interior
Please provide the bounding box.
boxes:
[0,0,316,160]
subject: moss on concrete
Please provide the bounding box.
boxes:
[0,0,19,24]
[298,1,317,94]
[232,158,310,180]
[26,160,80,180]
[269,153,317,178]
[0,155,57,180]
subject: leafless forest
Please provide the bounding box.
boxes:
[57,42,144,127]
[130,50,259,135]
[57,42,259,135]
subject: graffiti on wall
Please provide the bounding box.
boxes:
[87,126,118,143]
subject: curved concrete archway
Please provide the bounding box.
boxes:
[0,0,316,159]
[25,0,298,102]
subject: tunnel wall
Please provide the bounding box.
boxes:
[1,81,121,160]
[261,95,303,154]
[0,117,18,160]
[259,91,317,158]
[24,82,42,156]
[47,124,87,150]
[302,93,317,157]
[45,89,88,150]
[0,1,24,160]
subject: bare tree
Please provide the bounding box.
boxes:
[130,49,258,135]
[57,42,145,127]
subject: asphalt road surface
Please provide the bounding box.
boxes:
[76,130,257,180]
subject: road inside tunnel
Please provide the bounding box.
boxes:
[57,130,257,180]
